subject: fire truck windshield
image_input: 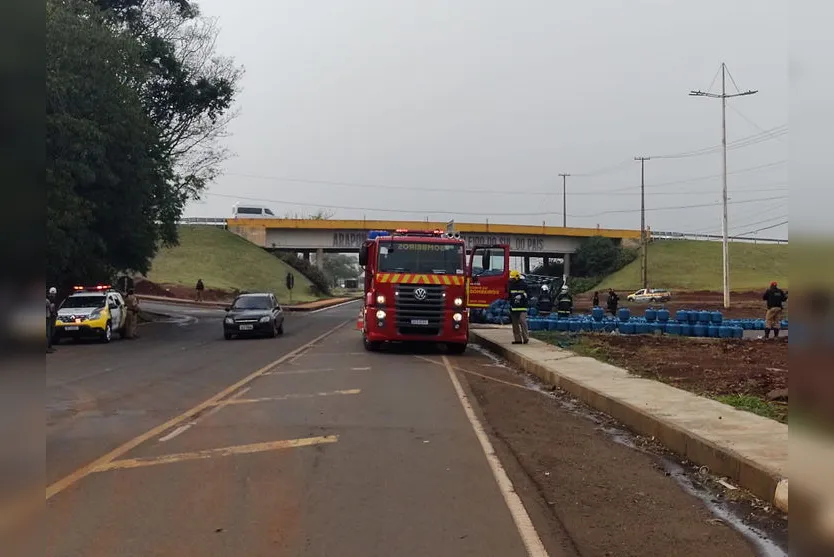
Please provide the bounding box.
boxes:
[378,242,464,275]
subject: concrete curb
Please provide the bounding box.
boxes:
[470,331,789,515]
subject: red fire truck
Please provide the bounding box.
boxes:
[358,228,510,353]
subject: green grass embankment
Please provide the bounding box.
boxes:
[146,226,317,303]
[597,240,788,292]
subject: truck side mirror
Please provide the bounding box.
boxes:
[358,245,368,266]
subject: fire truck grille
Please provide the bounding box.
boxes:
[395,284,445,336]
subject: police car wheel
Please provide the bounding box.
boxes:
[102,322,112,343]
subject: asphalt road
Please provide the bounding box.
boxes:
[32,301,781,557]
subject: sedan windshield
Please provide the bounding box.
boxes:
[232,296,272,310]
[61,295,106,309]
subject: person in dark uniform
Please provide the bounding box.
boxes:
[592,291,600,308]
[556,286,574,317]
[195,278,205,302]
[606,288,620,316]
[47,287,58,353]
[762,281,787,339]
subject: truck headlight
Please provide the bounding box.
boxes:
[259,316,271,323]
[453,297,463,307]
[453,313,463,322]
[376,310,386,320]
[376,295,386,304]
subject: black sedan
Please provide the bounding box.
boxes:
[223,293,285,340]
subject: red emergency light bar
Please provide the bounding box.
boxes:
[73,284,112,291]
[394,228,445,236]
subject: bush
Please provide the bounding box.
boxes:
[274,253,332,297]
[567,276,603,294]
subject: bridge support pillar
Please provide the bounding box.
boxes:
[303,251,311,262]
[316,248,324,270]
[563,253,571,278]
[523,256,531,274]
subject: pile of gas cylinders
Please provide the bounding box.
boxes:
[471,299,512,325]
[526,307,788,338]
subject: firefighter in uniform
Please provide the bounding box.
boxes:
[124,288,140,339]
[508,270,530,345]
[556,286,574,317]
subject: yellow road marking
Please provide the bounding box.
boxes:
[95,436,339,472]
[215,389,361,406]
[45,320,350,501]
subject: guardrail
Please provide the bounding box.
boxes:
[651,231,788,244]
[178,217,227,227]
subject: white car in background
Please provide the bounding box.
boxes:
[627,288,672,303]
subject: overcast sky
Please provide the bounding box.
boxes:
[186,0,788,240]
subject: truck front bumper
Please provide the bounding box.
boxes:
[363,308,468,344]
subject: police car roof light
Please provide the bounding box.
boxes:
[73,284,111,292]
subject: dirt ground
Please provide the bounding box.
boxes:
[450,350,787,557]
[575,290,778,320]
[540,332,789,422]
[134,279,234,302]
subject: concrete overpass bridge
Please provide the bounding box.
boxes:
[223,218,641,275]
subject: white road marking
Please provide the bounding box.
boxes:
[158,387,251,442]
[350,367,371,371]
[441,355,549,557]
[264,368,334,376]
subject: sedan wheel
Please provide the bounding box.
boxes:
[102,322,112,343]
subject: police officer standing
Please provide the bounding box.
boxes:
[762,281,788,339]
[46,286,58,353]
[508,270,530,345]
[124,288,140,339]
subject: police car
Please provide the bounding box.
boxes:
[54,285,127,343]
[626,288,672,303]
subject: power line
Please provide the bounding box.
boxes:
[727,105,788,143]
[734,220,788,238]
[225,159,787,197]
[205,191,786,219]
[650,126,787,159]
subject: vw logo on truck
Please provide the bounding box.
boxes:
[413,287,428,301]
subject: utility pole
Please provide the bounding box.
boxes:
[558,173,570,227]
[634,157,650,289]
[690,63,757,309]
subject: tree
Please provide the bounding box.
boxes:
[92,0,242,245]
[573,236,622,277]
[47,0,168,285]
[322,254,359,285]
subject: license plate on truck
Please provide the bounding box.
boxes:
[239,324,254,331]
[64,326,79,331]
[410,319,429,325]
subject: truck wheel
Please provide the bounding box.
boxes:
[447,343,467,355]
[363,335,381,352]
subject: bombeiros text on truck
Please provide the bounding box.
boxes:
[358,228,510,353]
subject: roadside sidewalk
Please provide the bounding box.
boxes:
[136,294,360,311]
[470,328,789,514]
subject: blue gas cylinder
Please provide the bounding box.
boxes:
[675,309,688,323]
[569,320,581,332]
[692,323,706,337]
[710,311,723,324]
[656,309,670,323]
[698,311,712,323]
[707,324,719,338]
[780,320,789,330]
[528,307,539,317]
[591,307,605,322]
[718,326,732,338]
[732,326,744,338]
[645,308,657,322]
[617,308,631,322]
[592,321,606,332]
[557,320,569,332]
[678,323,690,336]
[547,319,559,331]
[666,322,681,335]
